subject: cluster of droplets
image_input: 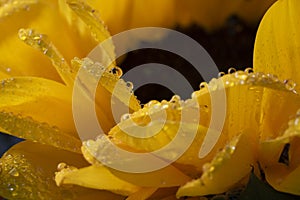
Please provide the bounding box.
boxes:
[201,136,238,180]
[194,68,298,96]
[0,111,81,153]
[120,94,184,124]
[0,151,78,199]
[83,135,124,166]
[0,153,42,199]
[18,28,71,76]
[0,0,34,17]
[77,57,137,95]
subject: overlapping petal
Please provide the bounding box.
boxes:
[259,111,300,195]
[0,141,124,200]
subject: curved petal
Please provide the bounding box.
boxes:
[176,129,257,197]
[72,58,141,139]
[0,0,96,80]
[105,71,300,176]
[0,141,122,200]
[55,165,140,196]
[259,111,300,195]
[253,0,300,92]
[0,77,80,152]
[81,139,191,188]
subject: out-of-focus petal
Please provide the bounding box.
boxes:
[0,141,122,200]
[0,0,96,81]
[176,129,257,197]
[253,0,300,92]
[55,165,140,196]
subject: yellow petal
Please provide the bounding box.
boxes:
[0,0,96,80]
[72,58,141,138]
[259,111,300,195]
[18,28,74,86]
[106,71,300,176]
[0,141,122,200]
[0,77,80,152]
[253,0,300,92]
[176,129,257,197]
[55,165,140,196]
[86,0,176,34]
[81,139,191,188]
[67,0,115,66]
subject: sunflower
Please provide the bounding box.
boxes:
[0,0,300,199]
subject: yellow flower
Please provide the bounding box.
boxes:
[0,0,300,200]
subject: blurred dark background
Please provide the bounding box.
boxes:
[0,16,257,156]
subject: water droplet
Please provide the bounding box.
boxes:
[161,102,169,109]
[218,72,225,77]
[126,81,133,90]
[145,100,159,108]
[234,71,248,80]
[199,82,207,89]
[110,66,123,77]
[42,48,48,55]
[121,113,130,122]
[226,145,236,154]
[284,79,297,91]
[244,68,253,74]
[228,67,236,74]
[8,168,19,177]
[57,163,67,171]
[170,95,181,103]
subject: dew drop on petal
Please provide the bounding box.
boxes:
[110,66,123,77]
[227,67,236,74]
[8,168,19,177]
[57,163,67,171]
[284,79,297,91]
[121,113,131,122]
[199,82,208,89]
[244,68,253,74]
[126,81,133,90]
[218,72,226,77]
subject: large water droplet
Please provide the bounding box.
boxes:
[121,113,131,122]
[199,82,208,89]
[110,66,123,77]
[244,68,253,74]
[57,163,67,171]
[284,79,297,91]
[228,67,236,74]
[8,168,19,177]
